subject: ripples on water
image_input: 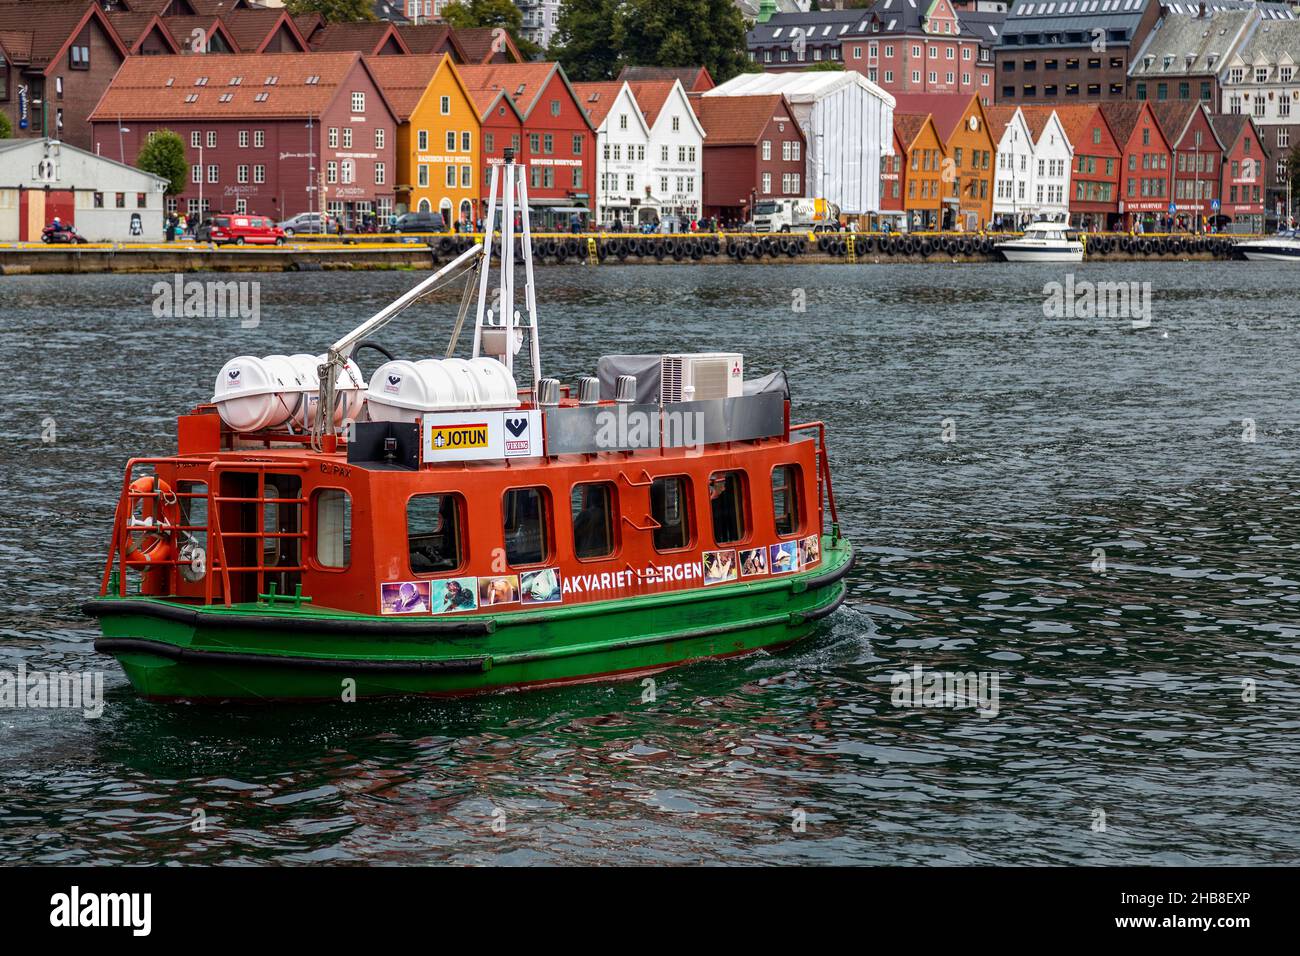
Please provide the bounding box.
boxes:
[1,262,1298,865]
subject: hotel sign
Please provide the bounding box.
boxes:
[18,85,28,130]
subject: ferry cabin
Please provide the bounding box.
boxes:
[116,408,826,617]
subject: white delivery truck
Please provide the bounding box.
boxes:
[749,198,840,233]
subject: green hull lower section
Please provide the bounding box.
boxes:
[89,536,852,701]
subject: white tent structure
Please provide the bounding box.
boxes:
[703,70,895,216]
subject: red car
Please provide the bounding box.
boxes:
[197,214,286,246]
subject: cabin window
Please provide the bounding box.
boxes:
[503,487,549,566]
[772,465,802,537]
[571,482,615,560]
[314,488,351,569]
[408,493,463,574]
[709,471,747,545]
[650,476,691,552]
[262,475,302,568]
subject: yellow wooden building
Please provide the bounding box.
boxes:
[365,55,481,225]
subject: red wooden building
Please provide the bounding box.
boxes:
[89,51,397,227]
[459,62,595,228]
[1211,114,1266,235]
[1151,102,1222,234]
[1055,104,1121,231]
[689,92,806,225]
[1101,102,1173,232]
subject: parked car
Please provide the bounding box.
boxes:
[197,214,286,246]
[391,211,445,233]
[277,212,336,237]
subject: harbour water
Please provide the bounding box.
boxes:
[1,261,1298,865]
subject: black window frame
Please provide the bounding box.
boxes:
[708,470,749,547]
[649,475,693,553]
[406,491,466,576]
[502,485,552,568]
[771,464,803,539]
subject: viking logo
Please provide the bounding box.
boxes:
[384,374,401,394]
[505,416,528,437]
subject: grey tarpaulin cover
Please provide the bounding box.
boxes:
[597,356,790,403]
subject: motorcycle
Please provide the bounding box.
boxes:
[41,224,88,244]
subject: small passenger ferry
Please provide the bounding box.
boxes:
[84,150,853,701]
[1236,229,1300,262]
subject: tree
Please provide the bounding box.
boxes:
[1287,142,1300,217]
[0,111,11,139]
[804,61,845,71]
[284,0,376,23]
[440,0,540,59]
[136,130,187,197]
[553,0,751,83]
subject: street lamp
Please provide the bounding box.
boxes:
[117,115,129,164]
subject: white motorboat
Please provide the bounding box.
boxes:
[995,222,1085,263]
[1236,229,1300,262]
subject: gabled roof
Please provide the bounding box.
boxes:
[689,92,799,147]
[1148,100,1211,149]
[362,53,451,122]
[397,22,461,56]
[0,1,128,71]
[571,81,629,129]
[892,93,982,141]
[705,68,895,108]
[1051,103,1112,151]
[0,28,34,64]
[894,112,940,152]
[89,51,380,122]
[458,62,590,127]
[160,15,236,53]
[1128,8,1258,78]
[1100,101,1165,148]
[983,104,1024,143]
[309,19,409,55]
[616,65,715,92]
[107,11,182,53]
[625,80,676,128]
[453,25,521,64]
[1018,104,1060,141]
[220,8,308,54]
[465,85,525,125]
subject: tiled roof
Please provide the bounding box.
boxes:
[891,93,978,141]
[0,1,123,68]
[454,25,519,63]
[1018,104,1058,140]
[220,9,305,53]
[894,111,932,150]
[689,92,791,146]
[1209,112,1248,149]
[571,81,626,128]
[1046,103,1106,148]
[0,28,33,63]
[626,80,675,129]
[983,104,1021,141]
[457,62,562,120]
[309,20,407,55]
[89,51,364,121]
[362,54,444,121]
[616,65,714,91]
[159,15,227,50]
[107,12,168,50]
[1099,101,1153,145]
[1148,99,1200,146]
[397,22,456,55]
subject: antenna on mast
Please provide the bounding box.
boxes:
[472,147,542,398]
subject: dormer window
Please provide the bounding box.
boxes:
[69,45,90,70]
[1256,66,1269,83]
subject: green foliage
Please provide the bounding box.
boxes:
[553,0,751,83]
[284,0,376,22]
[441,0,541,59]
[804,61,845,71]
[0,111,11,139]
[136,129,188,196]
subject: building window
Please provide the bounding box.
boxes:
[772,465,802,537]
[351,92,365,113]
[571,483,615,559]
[762,172,771,194]
[237,164,248,183]
[503,487,550,566]
[190,165,200,184]
[239,130,249,148]
[408,493,463,574]
[207,164,218,183]
[206,131,216,148]
[761,139,771,160]
[573,134,582,155]
[650,476,691,552]
[440,95,450,114]
[375,162,385,185]
[342,128,352,149]
[485,133,495,153]
[462,165,471,187]
[253,165,265,183]
[69,45,90,70]
[341,160,354,184]
[375,128,385,149]
[446,164,456,187]
[328,161,338,184]
[446,130,456,152]
[418,165,428,187]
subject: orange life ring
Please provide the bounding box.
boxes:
[124,475,179,570]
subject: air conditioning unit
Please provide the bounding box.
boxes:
[660,352,743,403]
